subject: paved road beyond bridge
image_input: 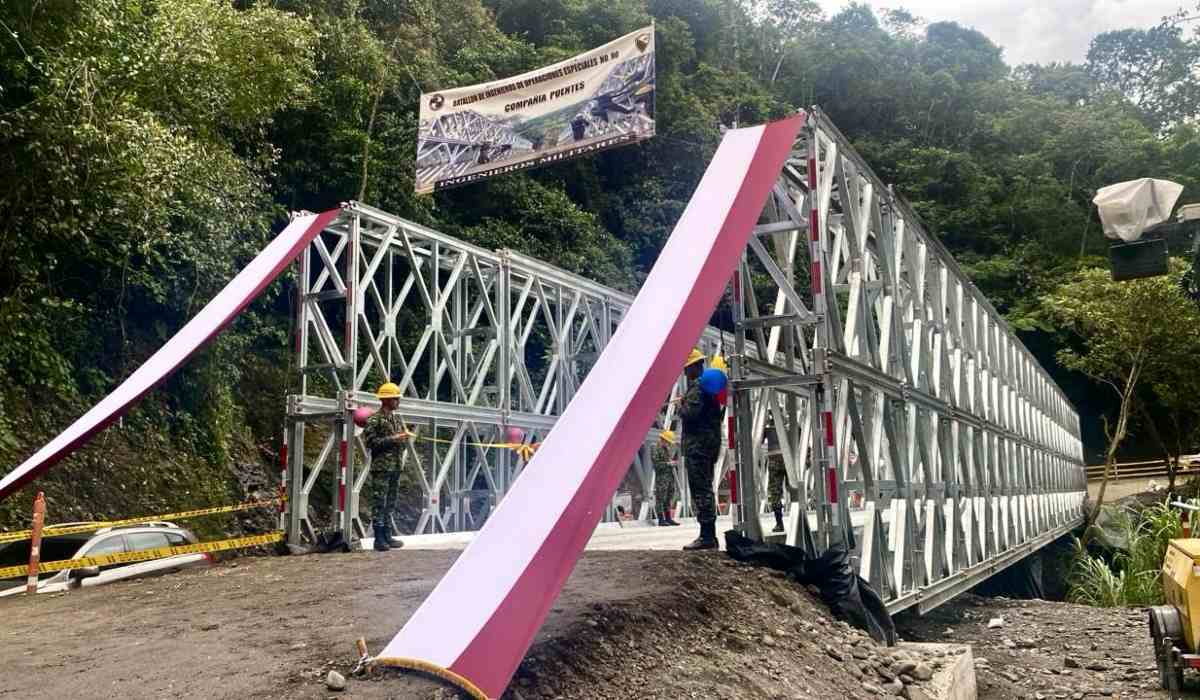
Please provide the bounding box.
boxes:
[1085,458,1197,501]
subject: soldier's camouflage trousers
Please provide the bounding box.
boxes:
[685,445,719,525]
[766,454,797,511]
[654,460,675,517]
[371,469,400,528]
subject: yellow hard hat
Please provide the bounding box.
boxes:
[660,429,676,444]
[685,348,705,367]
[710,355,728,372]
[376,382,401,399]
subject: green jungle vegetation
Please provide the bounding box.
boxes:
[4,0,1200,535]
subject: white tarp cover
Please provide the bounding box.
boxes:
[1093,178,1184,242]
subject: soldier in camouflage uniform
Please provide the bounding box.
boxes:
[679,348,722,551]
[764,423,791,533]
[652,430,680,527]
[363,382,412,552]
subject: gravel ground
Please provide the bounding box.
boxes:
[895,593,1182,699]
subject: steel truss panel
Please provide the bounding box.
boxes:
[728,109,1086,614]
[285,202,738,544]
[286,111,1084,617]
[417,111,536,183]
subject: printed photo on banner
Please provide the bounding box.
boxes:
[416,26,656,194]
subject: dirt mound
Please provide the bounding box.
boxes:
[0,547,953,699]
[500,556,942,700]
[344,554,956,699]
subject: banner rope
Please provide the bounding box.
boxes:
[352,638,488,700]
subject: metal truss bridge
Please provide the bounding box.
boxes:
[556,52,656,143]
[284,108,1086,615]
[416,110,535,186]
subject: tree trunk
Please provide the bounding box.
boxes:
[1139,401,1177,498]
[770,53,786,84]
[357,82,385,202]
[1081,367,1140,547]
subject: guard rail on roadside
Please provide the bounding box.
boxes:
[1085,459,1198,482]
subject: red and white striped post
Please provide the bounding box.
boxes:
[807,117,843,546]
[278,426,289,532]
[337,426,349,523]
[26,491,46,594]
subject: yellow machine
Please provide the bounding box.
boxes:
[1152,537,1200,698]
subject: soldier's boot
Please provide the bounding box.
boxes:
[656,510,670,526]
[665,508,680,526]
[772,507,785,533]
[384,526,405,549]
[372,523,391,552]
[683,521,718,551]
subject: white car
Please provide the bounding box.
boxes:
[0,522,210,597]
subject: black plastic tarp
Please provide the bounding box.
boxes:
[724,530,897,646]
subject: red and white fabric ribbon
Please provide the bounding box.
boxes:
[0,210,340,500]
[376,115,806,699]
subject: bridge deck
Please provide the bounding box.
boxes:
[394,515,814,551]
[391,508,1081,616]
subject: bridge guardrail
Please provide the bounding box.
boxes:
[1086,459,1200,482]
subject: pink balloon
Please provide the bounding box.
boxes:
[353,406,376,427]
[504,426,525,444]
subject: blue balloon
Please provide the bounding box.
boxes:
[699,368,728,395]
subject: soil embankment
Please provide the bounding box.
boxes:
[1,549,961,699]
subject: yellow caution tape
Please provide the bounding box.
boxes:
[407,433,538,461]
[0,531,284,579]
[0,498,282,544]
